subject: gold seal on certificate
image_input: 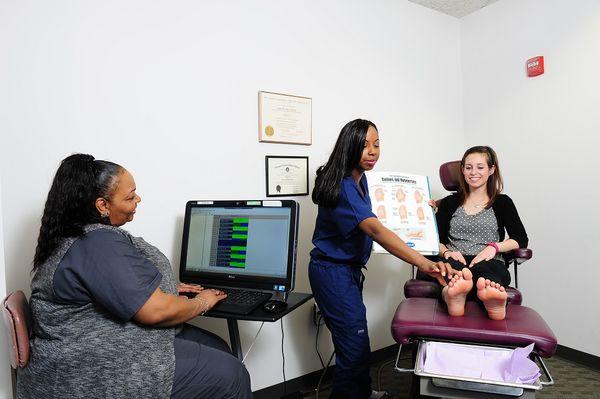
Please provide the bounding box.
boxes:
[258,91,312,145]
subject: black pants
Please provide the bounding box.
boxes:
[171,324,252,399]
[437,255,511,301]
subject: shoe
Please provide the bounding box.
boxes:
[370,391,400,399]
[369,391,387,399]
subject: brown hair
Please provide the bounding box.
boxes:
[457,146,503,207]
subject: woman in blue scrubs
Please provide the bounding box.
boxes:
[309,119,453,399]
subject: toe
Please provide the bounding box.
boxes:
[476,277,486,290]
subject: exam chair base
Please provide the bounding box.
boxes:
[395,341,551,399]
[419,378,536,398]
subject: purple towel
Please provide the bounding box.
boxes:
[504,344,541,384]
[422,342,540,384]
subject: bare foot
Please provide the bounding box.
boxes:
[442,268,473,317]
[476,278,508,320]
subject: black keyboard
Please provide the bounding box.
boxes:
[209,288,272,315]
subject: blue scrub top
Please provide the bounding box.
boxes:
[310,174,376,266]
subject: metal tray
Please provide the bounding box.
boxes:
[413,340,543,396]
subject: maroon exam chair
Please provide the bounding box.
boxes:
[2,290,32,397]
[391,161,556,398]
[391,297,557,397]
[403,160,532,305]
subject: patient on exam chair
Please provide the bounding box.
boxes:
[433,146,528,320]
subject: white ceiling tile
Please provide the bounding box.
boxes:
[408,0,501,18]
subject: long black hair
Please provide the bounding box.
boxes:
[457,145,504,207]
[33,154,123,270]
[312,119,377,207]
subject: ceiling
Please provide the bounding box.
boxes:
[408,0,500,18]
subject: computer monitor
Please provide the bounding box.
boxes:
[179,199,299,293]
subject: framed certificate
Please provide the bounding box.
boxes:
[265,156,309,197]
[258,91,312,145]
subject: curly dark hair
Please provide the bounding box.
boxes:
[312,119,377,208]
[33,154,123,270]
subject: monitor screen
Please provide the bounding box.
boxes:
[179,200,298,292]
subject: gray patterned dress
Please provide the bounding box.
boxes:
[18,224,178,399]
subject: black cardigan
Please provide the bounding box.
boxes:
[436,193,529,249]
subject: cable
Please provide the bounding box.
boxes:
[315,314,325,369]
[241,322,265,364]
[376,359,396,391]
[315,350,335,399]
[281,318,286,396]
[314,309,332,398]
[376,351,413,392]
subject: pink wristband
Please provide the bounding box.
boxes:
[486,242,499,254]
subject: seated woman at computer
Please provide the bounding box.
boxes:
[435,146,528,321]
[18,154,252,399]
[309,119,455,399]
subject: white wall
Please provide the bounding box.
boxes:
[0,0,463,392]
[0,178,11,399]
[461,0,600,356]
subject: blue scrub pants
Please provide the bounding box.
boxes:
[309,259,372,399]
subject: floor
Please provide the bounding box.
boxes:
[301,354,600,399]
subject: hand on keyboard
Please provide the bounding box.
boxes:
[204,288,272,315]
[188,289,228,312]
[177,283,204,296]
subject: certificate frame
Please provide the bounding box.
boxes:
[258,91,312,145]
[265,156,309,197]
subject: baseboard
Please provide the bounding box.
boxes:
[252,343,406,399]
[556,344,600,371]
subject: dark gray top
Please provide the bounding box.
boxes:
[18,224,178,399]
[447,206,502,259]
[53,229,161,321]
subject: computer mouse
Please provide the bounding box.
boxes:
[262,300,288,313]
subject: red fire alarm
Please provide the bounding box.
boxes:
[526,56,544,77]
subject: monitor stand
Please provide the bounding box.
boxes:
[271,291,289,303]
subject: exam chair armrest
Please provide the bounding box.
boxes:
[504,248,533,265]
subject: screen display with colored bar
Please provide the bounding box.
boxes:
[184,206,291,278]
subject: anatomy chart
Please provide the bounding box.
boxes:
[366,171,440,255]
